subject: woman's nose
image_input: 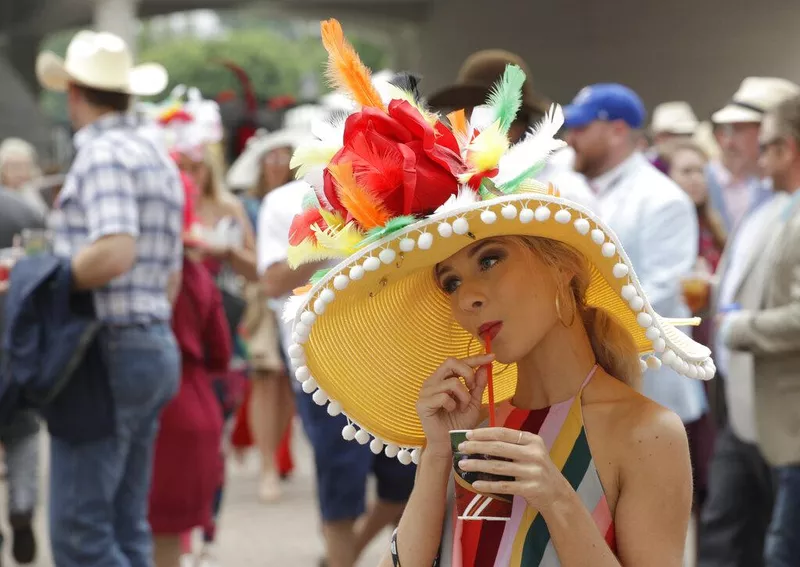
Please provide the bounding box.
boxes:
[457,281,486,312]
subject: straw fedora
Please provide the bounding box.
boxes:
[651,101,699,136]
[36,30,168,96]
[282,20,714,464]
[712,77,800,124]
[428,49,550,119]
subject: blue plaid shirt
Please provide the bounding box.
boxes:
[50,112,184,324]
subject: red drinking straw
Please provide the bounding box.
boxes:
[482,332,496,427]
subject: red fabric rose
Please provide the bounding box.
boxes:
[321,100,465,224]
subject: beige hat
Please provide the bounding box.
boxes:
[651,101,699,135]
[36,30,168,96]
[226,128,313,190]
[712,77,800,124]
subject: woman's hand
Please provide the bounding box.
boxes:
[416,354,494,459]
[457,427,573,512]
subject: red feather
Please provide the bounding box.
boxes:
[288,209,329,246]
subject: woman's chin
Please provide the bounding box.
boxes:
[492,346,520,366]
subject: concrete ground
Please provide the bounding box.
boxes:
[0,424,388,567]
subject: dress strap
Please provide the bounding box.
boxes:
[578,364,600,396]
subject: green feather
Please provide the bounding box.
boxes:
[357,215,418,248]
[498,162,546,193]
[486,64,526,134]
[301,190,320,211]
[309,268,333,284]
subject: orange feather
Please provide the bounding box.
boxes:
[328,162,390,230]
[448,110,468,139]
[321,19,386,110]
[293,284,314,296]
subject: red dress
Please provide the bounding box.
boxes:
[149,258,233,534]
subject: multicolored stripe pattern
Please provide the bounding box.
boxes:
[448,366,616,566]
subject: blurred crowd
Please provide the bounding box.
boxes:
[0,24,798,567]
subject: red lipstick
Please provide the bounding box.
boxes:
[477,321,503,340]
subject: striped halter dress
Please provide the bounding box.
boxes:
[440,365,616,566]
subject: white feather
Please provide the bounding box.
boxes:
[434,186,480,216]
[311,114,346,147]
[282,293,311,324]
[469,105,495,133]
[493,104,567,187]
[303,166,325,192]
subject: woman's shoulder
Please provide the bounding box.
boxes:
[588,371,687,445]
[218,192,246,215]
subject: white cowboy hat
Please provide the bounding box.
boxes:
[651,101,699,135]
[712,77,800,124]
[226,128,313,190]
[36,30,168,96]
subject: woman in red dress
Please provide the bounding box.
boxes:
[150,173,233,567]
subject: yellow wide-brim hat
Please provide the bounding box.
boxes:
[282,19,714,466]
[284,188,714,463]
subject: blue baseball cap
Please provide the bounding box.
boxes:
[563,83,646,129]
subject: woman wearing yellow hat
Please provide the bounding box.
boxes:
[285,20,714,566]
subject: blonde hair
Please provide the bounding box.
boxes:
[514,236,642,389]
[198,143,228,202]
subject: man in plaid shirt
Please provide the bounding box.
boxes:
[37,31,183,566]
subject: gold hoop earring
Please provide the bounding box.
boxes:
[555,290,576,328]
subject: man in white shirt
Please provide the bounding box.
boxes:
[258,178,416,567]
[563,84,707,427]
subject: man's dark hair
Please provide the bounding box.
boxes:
[74,84,131,112]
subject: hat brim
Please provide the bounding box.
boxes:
[286,192,714,452]
[36,51,168,96]
[711,105,762,125]
[226,129,311,190]
[652,123,698,136]
[428,84,548,117]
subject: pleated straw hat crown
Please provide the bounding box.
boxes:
[282,19,715,465]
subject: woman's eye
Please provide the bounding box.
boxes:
[479,255,500,270]
[442,277,460,294]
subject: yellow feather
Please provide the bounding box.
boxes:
[287,239,349,269]
[319,208,347,229]
[313,221,363,256]
[467,121,509,172]
[291,143,340,178]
